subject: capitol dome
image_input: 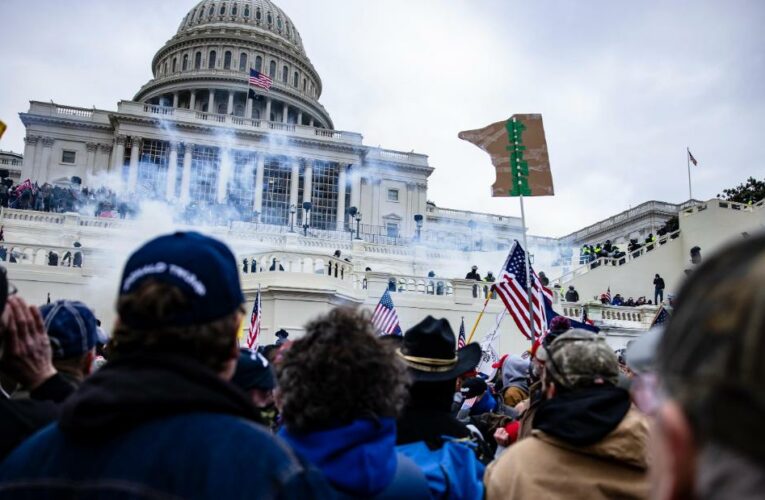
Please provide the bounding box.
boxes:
[134,0,332,129]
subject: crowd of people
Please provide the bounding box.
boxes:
[0,230,762,498]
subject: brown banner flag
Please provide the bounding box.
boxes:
[459,114,554,197]
[0,120,6,141]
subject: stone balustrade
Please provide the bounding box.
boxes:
[118,101,364,145]
[681,199,765,216]
[240,251,356,284]
[0,240,86,269]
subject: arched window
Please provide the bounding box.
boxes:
[195,51,202,69]
[223,50,232,69]
[282,65,288,83]
[219,3,226,15]
[239,53,247,71]
[267,12,272,25]
[256,8,261,21]
[163,62,167,75]
[208,50,217,69]
[269,60,276,78]
[303,78,307,91]
[198,7,204,20]
[244,5,250,17]
[293,71,299,87]
[277,17,282,30]
[255,55,263,72]
[182,54,188,71]
[232,3,237,15]
[172,57,177,73]
[208,5,214,16]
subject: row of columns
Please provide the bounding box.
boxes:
[160,89,316,126]
[112,134,352,230]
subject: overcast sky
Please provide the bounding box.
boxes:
[0,0,762,237]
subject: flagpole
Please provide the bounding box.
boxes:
[467,294,491,344]
[519,192,535,350]
[686,147,692,201]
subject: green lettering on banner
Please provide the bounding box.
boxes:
[505,119,531,196]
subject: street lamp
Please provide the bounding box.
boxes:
[302,201,312,237]
[289,204,296,232]
[413,213,423,241]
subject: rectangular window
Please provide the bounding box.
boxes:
[261,158,292,226]
[386,222,399,238]
[387,188,399,202]
[61,150,76,164]
[226,150,257,220]
[137,140,169,198]
[190,146,220,204]
[310,161,339,230]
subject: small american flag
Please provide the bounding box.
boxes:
[457,317,466,349]
[249,69,272,91]
[494,240,552,340]
[688,149,698,166]
[604,287,612,303]
[372,290,401,336]
[246,286,262,348]
[651,306,669,327]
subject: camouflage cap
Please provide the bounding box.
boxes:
[537,329,619,390]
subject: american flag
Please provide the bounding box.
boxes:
[651,306,669,327]
[372,290,401,336]
[246,286,262,348]
[604,287,612,303]
[688,149,698,166]
[249,69,272,91]
[494,240,552,340]
[457,317,466,349]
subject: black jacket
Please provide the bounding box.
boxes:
[0,373,75,460]
[653,277,665,290]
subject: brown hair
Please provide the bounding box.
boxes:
[277,307,410,433]
[108,280,241,373]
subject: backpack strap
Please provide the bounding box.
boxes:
[373,453,430,499]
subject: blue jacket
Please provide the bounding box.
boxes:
[279,418,398,497]
[0,354,333,499]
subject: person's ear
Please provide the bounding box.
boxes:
[651,401,697,500]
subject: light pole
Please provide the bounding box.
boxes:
[348,206,362,240]
[302,201,312,237]
[289,204,296,232]
[414,213,423,241]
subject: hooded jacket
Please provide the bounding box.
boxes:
[0,354,333,499]
[279,418,398,497]
[500,355,530,407]
[485,386,649,500]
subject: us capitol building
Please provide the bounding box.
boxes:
[6,0,761,352]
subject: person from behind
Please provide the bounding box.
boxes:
[485,330,649,499]
[0,231,331,498]
[231,348,278,432]
[465,266,481,298]
[650,234,765,499]
[274,328,289,346]
[565,285,579,303]
[497,354,530,408]
[276,307,428,498]
[39,300,97,389]
[395,316,488,499]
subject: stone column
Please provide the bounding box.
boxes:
[254,154,265,219]
[22,135,39,180]
[371,178,382,225]
[265,98,272,121]
[39,137,54,182]
[112,135,126,173]
[127,136,141,192]
[97,144,112,176]
[180,143,193,203]
[166,142,179,199]
[245,95,253,119]
[297,111,303,126]
[336,164,347,231]
[189,90,196,110]
[208,89,216,114]
[350,164,361,210]
[173,92,179,108]
[282,103,289,123]
[309,117,314,127]
[289,159,300,209]
[302,160,313,206]
[227,91,234,115]
[85,143,98,178]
